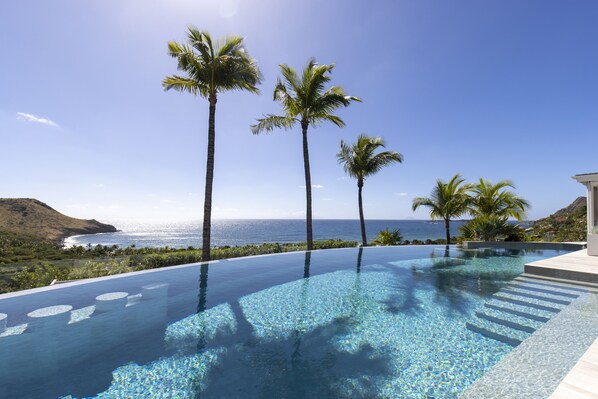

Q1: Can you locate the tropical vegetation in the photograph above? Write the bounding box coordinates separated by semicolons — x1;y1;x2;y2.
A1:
412;174;472;245
337;134;403;246
468;178;530;220
527;196;586;241
252;59;360;250
371;228;403;246
0;232;358;293
459;178;530;241
163;27;262;261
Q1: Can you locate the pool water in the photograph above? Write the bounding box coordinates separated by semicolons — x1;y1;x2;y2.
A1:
0;246;570;398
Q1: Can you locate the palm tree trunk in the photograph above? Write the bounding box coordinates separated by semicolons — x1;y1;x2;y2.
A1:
201;96;217;261
301;122;313;250
444;219;451;245
358;179;367;246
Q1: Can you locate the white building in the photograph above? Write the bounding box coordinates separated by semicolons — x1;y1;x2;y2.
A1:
572;172;598;256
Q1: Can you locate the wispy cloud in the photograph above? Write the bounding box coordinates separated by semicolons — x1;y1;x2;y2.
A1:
394;192;409;196
16;112;59;127
322;198;334;201
299;184;324;189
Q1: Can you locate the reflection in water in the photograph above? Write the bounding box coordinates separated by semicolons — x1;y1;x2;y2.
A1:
197;263;209;314
356;247;363;273
67;246;549;398
196;263;210;356
303;251;311;279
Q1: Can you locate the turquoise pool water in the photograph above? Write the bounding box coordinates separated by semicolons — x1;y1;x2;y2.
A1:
0;246;571;398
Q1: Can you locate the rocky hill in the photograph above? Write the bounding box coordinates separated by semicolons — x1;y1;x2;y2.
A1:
0;198;117;243
528;197;587;242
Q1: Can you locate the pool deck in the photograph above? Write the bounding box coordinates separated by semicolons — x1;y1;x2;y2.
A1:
525;249;598;399
525;249;598;284
550;337;598;399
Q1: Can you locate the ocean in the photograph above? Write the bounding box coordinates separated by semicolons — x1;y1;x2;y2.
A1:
64;219;468;249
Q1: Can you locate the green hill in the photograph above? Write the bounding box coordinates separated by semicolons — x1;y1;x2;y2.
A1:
0;198;116;243
528;197;587;242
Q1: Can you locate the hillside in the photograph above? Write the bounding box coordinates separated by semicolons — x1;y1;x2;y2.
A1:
528;197;587;242
0;198;117;243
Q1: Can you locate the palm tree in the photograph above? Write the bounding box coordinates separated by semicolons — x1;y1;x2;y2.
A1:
412;174;472;245
163;27;262;261
469;178;530;220
251;59;360;250
459;214;523;241
337;135;403;246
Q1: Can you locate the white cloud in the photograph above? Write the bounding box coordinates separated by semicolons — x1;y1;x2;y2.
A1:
322;198;334;201
299;184;324;189
92;183;105;188
161;199;175;203
394;192;409;196
16;112;59;127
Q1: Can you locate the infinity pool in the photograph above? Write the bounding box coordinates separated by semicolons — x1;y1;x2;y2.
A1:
0;246;573;398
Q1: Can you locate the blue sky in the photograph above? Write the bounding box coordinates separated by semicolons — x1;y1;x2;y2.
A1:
1;0;597;223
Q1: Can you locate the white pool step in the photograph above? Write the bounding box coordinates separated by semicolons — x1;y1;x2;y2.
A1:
476;308;542;333
484;303;551;322
466;316;531;347
468;275;586;347
498;288;573;306
505;282;580;299
492;293;563;313
514;276;591;293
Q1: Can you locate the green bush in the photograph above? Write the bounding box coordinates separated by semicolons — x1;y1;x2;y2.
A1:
371;228;402;246
68;260;132;279
12;262;69;290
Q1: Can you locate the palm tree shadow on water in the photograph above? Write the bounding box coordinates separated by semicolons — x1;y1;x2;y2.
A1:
190;250;394;398
422;246;530;315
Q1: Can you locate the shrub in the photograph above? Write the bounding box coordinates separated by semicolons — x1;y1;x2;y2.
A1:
12;262;69;290
68;260;132;279
459;215;526;241
371;228;403;246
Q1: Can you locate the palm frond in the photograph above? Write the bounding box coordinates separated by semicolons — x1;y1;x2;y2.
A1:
162;75;203;95
251;115;297;134
337;134;402;181
163;27;262;101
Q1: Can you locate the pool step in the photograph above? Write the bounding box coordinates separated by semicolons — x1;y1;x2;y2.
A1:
466;323;522;347
498;288;572;305
476;308;542;333
491;293;562;312
484;303;551;322
468;275;587;346
505;282;580;299
466;316;531;347
514;276;591;293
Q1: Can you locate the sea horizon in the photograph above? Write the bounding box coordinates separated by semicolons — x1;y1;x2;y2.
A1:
65;219;475;249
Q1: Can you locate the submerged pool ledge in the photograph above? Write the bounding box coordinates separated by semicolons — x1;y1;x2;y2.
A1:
463;241;587;252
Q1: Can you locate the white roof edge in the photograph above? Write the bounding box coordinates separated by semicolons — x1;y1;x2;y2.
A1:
572;173;598;183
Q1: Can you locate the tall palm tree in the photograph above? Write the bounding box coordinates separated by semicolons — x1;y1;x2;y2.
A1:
412;174;472;245
251;59;360;250
469;178;530;220
337;134;403;246
163;27;262;261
